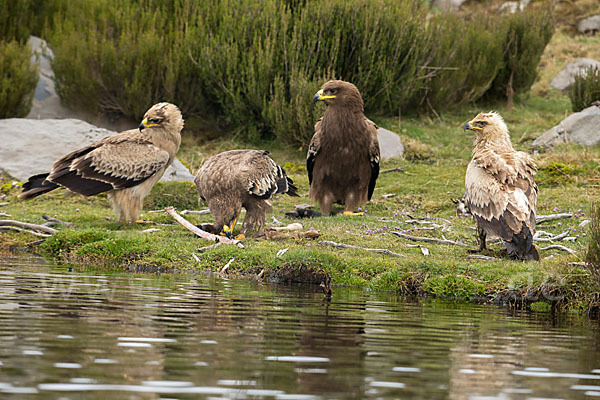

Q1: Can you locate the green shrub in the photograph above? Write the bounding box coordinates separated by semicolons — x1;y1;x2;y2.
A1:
586;203;600;284
486;9;554;105
417;12;503;111
0;39;38;118
569;66;600;112
45;0;552;144
144;181;199;211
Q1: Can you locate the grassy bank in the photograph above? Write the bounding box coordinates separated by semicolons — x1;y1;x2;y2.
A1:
2;85;600;314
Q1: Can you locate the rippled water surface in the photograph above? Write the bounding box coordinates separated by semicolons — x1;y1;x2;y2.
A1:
0;255;599;399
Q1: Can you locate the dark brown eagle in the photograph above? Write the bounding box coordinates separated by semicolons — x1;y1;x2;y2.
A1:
464;112;539;261
19;102;184;223
308;80;380;216
194;150;299;238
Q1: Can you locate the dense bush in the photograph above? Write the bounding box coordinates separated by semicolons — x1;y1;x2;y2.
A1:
485;9;554;105
586;203;600;285
569;66;600;112
0;39;38;118
41;0;553;144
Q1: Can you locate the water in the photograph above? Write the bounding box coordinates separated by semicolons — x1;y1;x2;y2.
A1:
0;255;599;399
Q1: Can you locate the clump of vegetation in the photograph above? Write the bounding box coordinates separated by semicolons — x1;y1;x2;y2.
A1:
486;9;555;106
569;66;600;112
42;0;553;145
536;161;583;185
0;40;38;118
402;137;435;162
586;203;600;285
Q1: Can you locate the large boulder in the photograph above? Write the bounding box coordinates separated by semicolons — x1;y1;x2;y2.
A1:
0;118;194;182
377;127;404;159
550;58;600;91
531;105;600;149
578;15;600;35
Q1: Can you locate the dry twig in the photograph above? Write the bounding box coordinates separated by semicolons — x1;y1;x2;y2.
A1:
381;166;406;174
165;207;244;248
391;231;467;247
0;226;52;237
467;254;499;261
197;243;223;252
538;244;576;254
319;240;405;257
42;214;73;227
0;220;57;235
536;213;573;224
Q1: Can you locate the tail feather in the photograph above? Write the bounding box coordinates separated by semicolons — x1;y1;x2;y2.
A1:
18;173;59;200
504;226;539;261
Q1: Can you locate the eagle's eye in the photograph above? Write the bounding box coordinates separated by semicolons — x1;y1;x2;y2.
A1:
475;121;487;128
149;118;161;124
328;89;337;94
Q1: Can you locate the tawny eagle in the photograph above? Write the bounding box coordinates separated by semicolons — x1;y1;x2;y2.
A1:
308;80;380;216
464;112;539;261
194;150;298;238
19;102;184;223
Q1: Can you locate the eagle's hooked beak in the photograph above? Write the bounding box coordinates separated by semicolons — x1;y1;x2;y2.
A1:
463;122;482;132
313;89;336;103
139;118;159;132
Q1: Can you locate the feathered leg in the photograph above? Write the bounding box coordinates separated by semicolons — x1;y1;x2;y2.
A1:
505;226;539;261
240;201;267;237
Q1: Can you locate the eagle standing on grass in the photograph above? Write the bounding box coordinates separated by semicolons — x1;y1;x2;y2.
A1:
308;80;380;216
463;112;539;261
19;102;184;223
194;150;299;239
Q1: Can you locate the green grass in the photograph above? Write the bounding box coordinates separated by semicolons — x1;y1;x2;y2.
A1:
1;92;599;314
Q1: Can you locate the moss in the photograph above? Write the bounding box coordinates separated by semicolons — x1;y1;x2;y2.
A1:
144;181;199;211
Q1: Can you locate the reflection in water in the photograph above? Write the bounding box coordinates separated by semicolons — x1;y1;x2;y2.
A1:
0;255;599;399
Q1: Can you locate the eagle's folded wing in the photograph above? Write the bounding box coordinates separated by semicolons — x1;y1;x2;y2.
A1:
48;140;170;196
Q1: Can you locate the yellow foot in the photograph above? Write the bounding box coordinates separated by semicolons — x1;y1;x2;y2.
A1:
343;211;364;216
134;219;154;224
234;234;245;240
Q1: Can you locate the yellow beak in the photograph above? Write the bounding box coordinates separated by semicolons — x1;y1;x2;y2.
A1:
139;118;159;131
313;89;336;103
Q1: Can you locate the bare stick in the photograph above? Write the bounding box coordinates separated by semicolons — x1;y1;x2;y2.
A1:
467;254;499;261
181;209;212;216
391;231;467;247
319;240;406;257
538;244;576;254
220;257;234;274
42;214;73;227
0;212;10;218
381;166;406;174
0;220;57;234
165;207;244;248
197;243;222;252
0;226;52;237
536;213;573;224
0;202;8;207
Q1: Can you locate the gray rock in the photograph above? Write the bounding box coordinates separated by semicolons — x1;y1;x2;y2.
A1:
578;15;600;35
531;105;600;149
498;0;530;13
550;58;600;91
0;118;194;182
430;0;467;11
377;127;404;159
26;36;79;120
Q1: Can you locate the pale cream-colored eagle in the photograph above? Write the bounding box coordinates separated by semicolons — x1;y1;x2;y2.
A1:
19;102;183;222
463;112;539;261
194;150;299;238
309;80;380;216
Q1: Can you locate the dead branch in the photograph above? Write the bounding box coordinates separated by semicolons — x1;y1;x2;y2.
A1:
319;240;406;257
220;257;234;274
181;209;213;216
534;229;571;242
536;213;573;224
0;226;52;237
538;244;576;254
467;254;499;261
42;214;73;227
268;223;303;232
264;230;321;241
381;166;406;174
197;243;223;252
0;212;10;218
391;231;467;247
0;220;57;234
0;202;8;206
164;207;244;248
